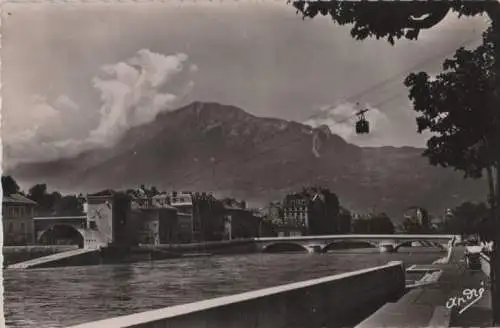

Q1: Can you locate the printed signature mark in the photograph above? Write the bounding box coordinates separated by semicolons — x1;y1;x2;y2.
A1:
445;281;485;314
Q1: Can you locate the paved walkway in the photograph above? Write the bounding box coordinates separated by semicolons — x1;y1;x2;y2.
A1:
356;246;492;327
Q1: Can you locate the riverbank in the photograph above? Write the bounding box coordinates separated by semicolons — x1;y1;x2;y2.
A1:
2;245;79;267
4;241;252;269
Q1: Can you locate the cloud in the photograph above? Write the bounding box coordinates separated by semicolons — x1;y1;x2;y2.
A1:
304;102;397;147
88;49;195;147
4;49;197;167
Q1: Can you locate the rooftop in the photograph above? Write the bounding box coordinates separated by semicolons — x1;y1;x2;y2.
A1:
2;193;37;205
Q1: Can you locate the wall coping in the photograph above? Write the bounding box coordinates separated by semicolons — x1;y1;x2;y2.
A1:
68;261;404;328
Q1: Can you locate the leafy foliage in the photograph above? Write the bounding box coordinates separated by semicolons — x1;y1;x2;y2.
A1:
401;217;427;234
291;1;494;45
352;212;395;234
404;27;500;178
442;201;490;238
296;186;341;234
54;195;84;216
2;175;21;196
27;183;62;216
338;207;352;233
399;207;432;233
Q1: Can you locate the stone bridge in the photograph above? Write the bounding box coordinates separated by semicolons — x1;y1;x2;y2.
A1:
253;234;455;253
33;216;106;249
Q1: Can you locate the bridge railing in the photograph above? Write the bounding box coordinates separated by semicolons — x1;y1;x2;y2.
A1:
253;234;455;242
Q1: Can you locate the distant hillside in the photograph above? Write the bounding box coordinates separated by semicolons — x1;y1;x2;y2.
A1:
8;101;487;221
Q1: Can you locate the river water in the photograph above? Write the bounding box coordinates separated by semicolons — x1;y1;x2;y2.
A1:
4;248;444;328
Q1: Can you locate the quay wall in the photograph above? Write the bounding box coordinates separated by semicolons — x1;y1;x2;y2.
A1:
2;245;79;267
138;239;257;255
31;249;102;269
69;261;406;328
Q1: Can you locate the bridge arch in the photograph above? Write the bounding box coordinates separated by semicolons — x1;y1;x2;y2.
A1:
394;240;445;252
262;242;310;253
38;224;85;248
322;240;378;252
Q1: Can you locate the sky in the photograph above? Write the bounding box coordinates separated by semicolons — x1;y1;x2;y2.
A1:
1;1;489;168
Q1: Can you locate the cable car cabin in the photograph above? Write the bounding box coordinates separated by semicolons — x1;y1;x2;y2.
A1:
356;117;370;134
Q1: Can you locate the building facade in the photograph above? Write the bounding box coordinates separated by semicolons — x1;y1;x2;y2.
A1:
133;195;179;245
2;194;37;245
403;206;431;230
222;199;260;240
136;210;178;245
279;193;310;236
166;191;195;242
85;193;140;248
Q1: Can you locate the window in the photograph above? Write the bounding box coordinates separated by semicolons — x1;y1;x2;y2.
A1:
20;222;25;231
89;221;97;230
8;223;13;233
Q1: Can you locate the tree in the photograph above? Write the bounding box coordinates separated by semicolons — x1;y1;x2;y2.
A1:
401;216;424;234
338;207;352;233
27;183;62;216
445;202;490;240
352;215;371;234
54;195;85;216
373;213;395;234
297;186;340;235
290;1;500;320
2;175;21;196
353;213;395;234
291;2;496;44
404;27;500;313
404;28;497;184
28;184;48;204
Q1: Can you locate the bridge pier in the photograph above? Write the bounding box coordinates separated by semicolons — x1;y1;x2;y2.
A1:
379;244;395;253
306;245;323;254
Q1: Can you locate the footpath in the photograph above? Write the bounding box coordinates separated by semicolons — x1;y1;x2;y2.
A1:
356;246;493;327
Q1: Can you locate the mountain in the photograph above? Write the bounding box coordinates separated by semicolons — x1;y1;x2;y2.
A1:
8;101;488;220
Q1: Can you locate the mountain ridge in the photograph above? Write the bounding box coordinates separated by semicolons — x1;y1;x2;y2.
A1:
7;101;487;220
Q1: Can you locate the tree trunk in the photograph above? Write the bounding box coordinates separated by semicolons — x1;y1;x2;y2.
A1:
486;166;496;211
487;2;500;323
493;162;500;324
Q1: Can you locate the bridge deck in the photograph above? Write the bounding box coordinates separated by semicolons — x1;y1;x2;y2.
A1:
7;248;97;269
254;234;454;242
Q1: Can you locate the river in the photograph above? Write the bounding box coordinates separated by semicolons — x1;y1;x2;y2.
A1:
4;248;444;328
